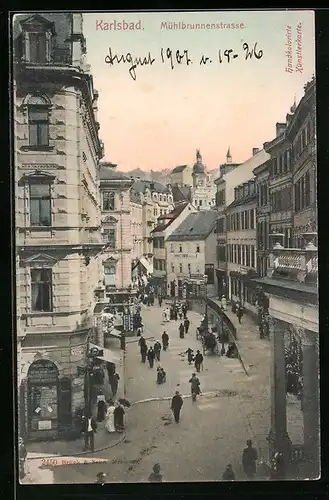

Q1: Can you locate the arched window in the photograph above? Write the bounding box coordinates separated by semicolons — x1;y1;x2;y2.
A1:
27;95;50;147
179;264;183;273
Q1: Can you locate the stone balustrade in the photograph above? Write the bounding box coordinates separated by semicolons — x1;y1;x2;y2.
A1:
269;247;318;283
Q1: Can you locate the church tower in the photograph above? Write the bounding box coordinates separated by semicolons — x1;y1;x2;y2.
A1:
226;147;232;164
192;149;206;188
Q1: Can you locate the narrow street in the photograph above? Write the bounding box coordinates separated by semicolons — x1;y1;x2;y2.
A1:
36;304;272;483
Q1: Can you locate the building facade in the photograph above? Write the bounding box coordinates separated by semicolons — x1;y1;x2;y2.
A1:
14;13;104;440
99;163;134;299
166;211;217;298
226;180;257;316
170;164;193;187
214;148;269;298
130;189;143;280
253;160;271;278
256;77;318;478
129;179;174;274
151;202;197;296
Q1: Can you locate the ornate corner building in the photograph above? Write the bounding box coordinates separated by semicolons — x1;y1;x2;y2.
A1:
13;13;105;440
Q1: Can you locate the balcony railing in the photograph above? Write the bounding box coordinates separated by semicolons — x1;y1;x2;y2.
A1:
268;233;318;284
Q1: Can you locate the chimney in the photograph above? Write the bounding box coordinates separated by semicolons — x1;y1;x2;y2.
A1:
252;148;259;156
234;187;238;199
276;122;286;137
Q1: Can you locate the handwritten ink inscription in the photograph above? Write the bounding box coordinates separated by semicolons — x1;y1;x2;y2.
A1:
104;42;264;80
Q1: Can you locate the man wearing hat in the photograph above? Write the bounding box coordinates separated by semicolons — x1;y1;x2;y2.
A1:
170;390;184;423
148;463;163;482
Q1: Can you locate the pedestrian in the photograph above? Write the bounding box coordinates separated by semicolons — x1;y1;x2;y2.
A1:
194;350;204;372
106;361;115;381
19;437;27;479
95;472;107;484
184;317;190;334
222;463;236;481
189;373;201;400
114;402;125;432
242;439;258;480
162;331;169;350
158;296;163;307
154;341;162;361
185;348;194;365
148;463;163;482
171;390;184;423
96;391;107;422
138;335;146;348
237;305;244;324
173;307;178;321
109;372;120;397
147;347;156;368
221;295;227;311
82;413;97;452
182;303;187;319
140;342;148;363
179;322;185;339
105;401;115;433
178;305;183;320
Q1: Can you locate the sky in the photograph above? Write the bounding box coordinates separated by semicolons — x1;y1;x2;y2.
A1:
83;10;315;172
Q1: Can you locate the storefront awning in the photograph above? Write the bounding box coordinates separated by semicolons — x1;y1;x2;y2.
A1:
107;328;122;339
139;256;153;274
89;343;121;364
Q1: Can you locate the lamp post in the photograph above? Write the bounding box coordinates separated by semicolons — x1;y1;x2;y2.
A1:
203;274;208;329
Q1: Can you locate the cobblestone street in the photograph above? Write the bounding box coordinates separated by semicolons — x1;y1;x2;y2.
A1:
24;304;279;483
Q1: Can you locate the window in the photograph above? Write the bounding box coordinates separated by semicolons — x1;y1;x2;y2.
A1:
31;268;52;312
30;183;51;226
179;264;183;273
28;107;49;146
104;263;116;275
171;264;175;273
29;32;47;63
102;191;115;211
246;245;250;267
250;209;255;229
160;209;163;216
251;245;255;268
199;200;203;206
179;245;182;253
196;245;200;253
104;229;116;249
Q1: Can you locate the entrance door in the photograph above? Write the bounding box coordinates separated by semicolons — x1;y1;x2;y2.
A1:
170;281;175;297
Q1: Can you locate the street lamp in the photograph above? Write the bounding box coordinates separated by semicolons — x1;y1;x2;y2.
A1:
78;346;103;416
203;274;208;329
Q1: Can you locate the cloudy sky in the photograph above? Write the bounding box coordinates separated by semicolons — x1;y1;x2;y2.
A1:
83;10;315;171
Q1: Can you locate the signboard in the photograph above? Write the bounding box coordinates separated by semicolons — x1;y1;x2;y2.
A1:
28;360;58;384
38;420;52;430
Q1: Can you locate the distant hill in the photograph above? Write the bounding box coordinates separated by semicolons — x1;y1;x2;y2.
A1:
126;168;171;185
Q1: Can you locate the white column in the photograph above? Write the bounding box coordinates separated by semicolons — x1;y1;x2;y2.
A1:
267;317;292;463
301;330;320;478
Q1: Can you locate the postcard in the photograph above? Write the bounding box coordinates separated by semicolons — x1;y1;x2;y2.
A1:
12;9;317;484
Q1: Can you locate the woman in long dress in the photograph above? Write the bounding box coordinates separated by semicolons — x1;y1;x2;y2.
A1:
114;402;125;433
105;401;116;433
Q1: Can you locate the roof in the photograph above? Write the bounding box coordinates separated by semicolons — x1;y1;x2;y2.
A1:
227;192;257;209
192;162;205;174
172;165;188;174
151;202;189;233
99;165;131;182
131;179;169;194
167;210;217;242
172;185;192;203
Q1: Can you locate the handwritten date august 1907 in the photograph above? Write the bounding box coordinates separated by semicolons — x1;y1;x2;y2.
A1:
104;42;263;81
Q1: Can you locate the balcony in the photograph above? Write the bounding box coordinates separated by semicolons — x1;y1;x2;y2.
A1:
267;232;317;285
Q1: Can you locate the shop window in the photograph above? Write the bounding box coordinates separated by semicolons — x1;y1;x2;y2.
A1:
31;268;53;312
27;360;59;433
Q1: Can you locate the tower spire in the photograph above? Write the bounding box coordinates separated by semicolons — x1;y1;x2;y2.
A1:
196;149;202;163
226;147;232;164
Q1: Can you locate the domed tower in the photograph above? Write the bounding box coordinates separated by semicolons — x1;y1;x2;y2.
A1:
192;149;206;187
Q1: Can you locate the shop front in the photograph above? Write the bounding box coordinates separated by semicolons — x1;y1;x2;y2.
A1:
20;358;73;441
